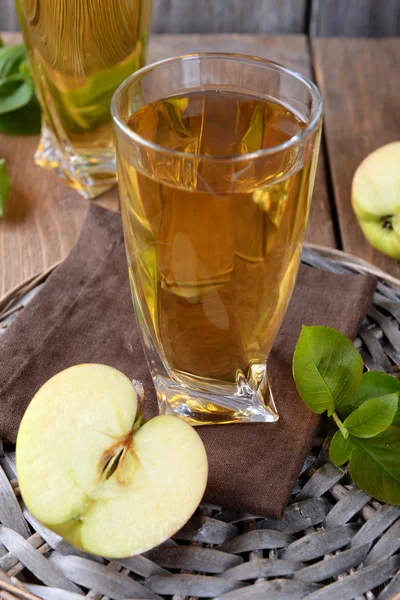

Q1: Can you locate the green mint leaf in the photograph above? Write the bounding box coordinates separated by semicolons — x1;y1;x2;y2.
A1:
0;73;24;91
0;158;11;217
0;76;33;114
349;427;400;505
293;326;363;416
343;394;398;438
329;430;354;466
0;94;41;135
0;44;27;78
339;371;400;428
61;53;137;131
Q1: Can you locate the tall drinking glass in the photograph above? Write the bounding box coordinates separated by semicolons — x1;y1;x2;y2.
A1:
15;0;152;198
112;54;322;425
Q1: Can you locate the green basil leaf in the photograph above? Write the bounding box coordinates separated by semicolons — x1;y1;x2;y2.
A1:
0;36;4;49
0;44;26;78
349;427;400;505
343;394;398;438
339;371;400;427
0;94;41;135
0;76;33;114
329;430;354;466
293;326;363;416
0;158;11;218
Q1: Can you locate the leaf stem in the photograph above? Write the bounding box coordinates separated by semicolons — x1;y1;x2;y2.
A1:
332;411;349;439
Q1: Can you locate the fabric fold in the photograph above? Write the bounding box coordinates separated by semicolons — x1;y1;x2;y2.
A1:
0;204;377;517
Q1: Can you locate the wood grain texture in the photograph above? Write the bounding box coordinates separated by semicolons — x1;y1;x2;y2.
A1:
0;2;18;33
151;0;308;34
310;0;400;37
313;37;400;277
0;33;333;296
0;0;308;34
0;35;118;297
2;0;400;36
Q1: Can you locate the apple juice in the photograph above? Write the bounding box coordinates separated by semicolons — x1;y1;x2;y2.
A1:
120;90;318;390
15;0;151;196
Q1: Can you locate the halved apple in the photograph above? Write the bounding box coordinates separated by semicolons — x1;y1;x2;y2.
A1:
16;364;208;558
352;142;400;260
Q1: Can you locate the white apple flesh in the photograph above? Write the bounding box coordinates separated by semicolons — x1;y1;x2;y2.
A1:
16;364;208;558
352;142;400;260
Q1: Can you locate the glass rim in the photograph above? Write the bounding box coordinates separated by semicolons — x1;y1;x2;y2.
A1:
111;52;323;163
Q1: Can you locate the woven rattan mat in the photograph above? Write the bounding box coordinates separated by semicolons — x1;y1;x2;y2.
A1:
0;245;399;600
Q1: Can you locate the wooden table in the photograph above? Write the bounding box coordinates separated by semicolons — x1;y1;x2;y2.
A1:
1;32;400;297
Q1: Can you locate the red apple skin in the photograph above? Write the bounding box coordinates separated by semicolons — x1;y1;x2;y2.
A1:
352;142;400;260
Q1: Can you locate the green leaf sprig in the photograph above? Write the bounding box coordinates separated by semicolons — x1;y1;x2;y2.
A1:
293;326;400;505
0;41;41;135
0;37;43;216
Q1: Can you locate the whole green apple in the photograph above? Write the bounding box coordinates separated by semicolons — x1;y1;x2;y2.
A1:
352;142;400;260
16;364;208;558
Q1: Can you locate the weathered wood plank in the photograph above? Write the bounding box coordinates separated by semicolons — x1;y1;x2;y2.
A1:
0;35;118;297
313;37;400;277
310;0;400;37
0;2;18;33
0;33;333;297
0;32;23;48
152;0;308;34
0;30;119;296
1;1;308;34
3;0;400;36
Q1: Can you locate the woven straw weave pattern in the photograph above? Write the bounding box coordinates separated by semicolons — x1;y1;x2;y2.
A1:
0;245;399;600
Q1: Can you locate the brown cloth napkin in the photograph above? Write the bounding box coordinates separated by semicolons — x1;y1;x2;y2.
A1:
0;204;377;518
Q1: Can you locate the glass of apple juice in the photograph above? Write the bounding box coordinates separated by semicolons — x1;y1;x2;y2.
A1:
111;54;323;425
15;0;152;198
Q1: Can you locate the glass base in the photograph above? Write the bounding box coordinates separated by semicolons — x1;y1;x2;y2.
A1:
34;124;117;199
152;363;279;425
